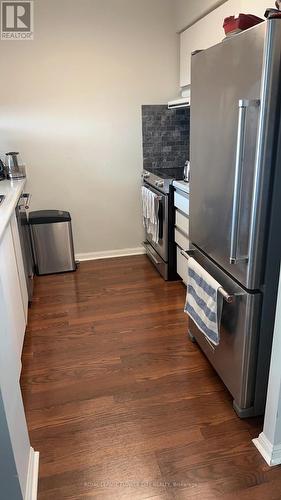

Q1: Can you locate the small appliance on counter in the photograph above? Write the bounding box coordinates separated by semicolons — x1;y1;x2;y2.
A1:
5;152;26;179
0;159;5;180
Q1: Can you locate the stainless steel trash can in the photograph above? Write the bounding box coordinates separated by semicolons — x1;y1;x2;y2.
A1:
29;210;76;275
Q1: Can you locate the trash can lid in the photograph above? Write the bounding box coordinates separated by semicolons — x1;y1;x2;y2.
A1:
29;210;71;225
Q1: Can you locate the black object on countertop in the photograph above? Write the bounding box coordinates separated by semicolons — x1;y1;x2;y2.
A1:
265;8;281;18
29;210;71;225
0;158;5;180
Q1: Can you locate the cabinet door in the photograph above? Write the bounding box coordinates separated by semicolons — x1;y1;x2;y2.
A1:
10;212;28;322
176;246;188;285
180;0;240;87
0;391;24;500
0;224;26;363
0;275;31;498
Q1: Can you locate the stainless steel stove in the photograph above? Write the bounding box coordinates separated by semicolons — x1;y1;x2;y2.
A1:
142;167;185;194
142;167;185;280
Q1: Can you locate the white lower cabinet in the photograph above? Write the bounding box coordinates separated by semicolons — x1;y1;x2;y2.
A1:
0;223;26;365
175;227;190;251
177;246;189;285
10;213;28;322
0;277;33;500
0;221;32;499
175;209;189;235
174;190;189;215
174;187;190;285
0;185;38;499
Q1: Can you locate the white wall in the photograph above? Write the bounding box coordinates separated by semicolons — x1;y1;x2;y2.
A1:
175;0;272;32
0;391;22;500
262;266;281;447
240;0;273;17
253;265;281;466
0;0;178;255
174;0;229;32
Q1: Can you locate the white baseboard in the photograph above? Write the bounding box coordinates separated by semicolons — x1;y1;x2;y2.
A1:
25;448;39;500
76;246;145;262
253;432;281;466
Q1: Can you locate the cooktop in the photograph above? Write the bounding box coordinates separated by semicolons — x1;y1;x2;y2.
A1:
145;167;185;181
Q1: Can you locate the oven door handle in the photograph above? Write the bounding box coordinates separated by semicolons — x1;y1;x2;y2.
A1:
148;249;161;265
158;200;163;240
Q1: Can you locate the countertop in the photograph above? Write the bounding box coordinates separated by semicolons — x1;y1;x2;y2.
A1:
0;179;26;242
173;180;189;194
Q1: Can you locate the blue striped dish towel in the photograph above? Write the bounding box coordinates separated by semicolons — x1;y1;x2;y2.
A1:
184;257;223;346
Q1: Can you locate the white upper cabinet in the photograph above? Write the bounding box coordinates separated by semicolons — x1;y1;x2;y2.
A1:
180;0;269;87
180;0;240;87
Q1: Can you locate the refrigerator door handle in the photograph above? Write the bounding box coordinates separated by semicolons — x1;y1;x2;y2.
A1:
230;99;260;265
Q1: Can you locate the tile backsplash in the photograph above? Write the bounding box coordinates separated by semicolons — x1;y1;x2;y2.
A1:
142;104;190;170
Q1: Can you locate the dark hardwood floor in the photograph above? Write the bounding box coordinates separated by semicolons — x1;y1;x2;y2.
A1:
21;256;281;499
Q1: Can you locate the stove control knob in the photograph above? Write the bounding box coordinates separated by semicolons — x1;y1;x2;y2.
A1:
142;172;150;179
156;180;164;188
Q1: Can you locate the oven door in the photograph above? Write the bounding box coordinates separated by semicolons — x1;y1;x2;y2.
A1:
144;183;169;262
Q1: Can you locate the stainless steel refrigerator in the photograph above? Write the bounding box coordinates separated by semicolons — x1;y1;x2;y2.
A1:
189;19;281;417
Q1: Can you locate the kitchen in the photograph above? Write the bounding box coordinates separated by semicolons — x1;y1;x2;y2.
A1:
1;0;281;498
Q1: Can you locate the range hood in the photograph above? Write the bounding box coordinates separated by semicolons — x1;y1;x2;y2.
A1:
168;96;190;109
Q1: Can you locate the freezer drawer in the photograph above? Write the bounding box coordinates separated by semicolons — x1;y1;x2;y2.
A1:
188;248;262;413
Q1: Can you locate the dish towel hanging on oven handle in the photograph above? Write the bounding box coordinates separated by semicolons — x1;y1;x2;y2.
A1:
141;186;160;244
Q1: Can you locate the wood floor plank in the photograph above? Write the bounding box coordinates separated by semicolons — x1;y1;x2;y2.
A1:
20;255;280;500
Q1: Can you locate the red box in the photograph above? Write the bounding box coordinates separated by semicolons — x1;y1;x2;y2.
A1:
223;14;264;35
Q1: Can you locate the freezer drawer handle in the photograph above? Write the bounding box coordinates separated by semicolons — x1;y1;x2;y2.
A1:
180;250;235;304
230;99;260;265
